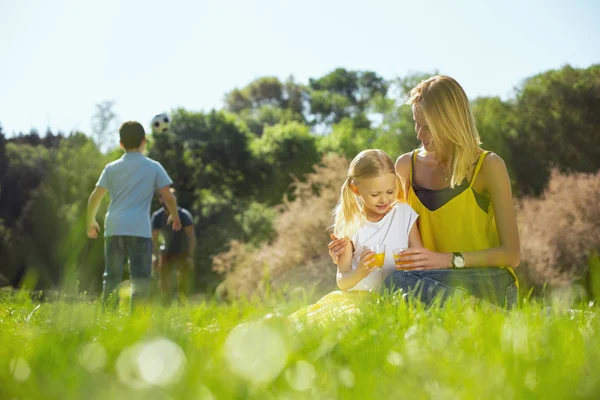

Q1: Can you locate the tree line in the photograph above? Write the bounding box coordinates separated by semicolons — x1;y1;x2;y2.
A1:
0;64;598;293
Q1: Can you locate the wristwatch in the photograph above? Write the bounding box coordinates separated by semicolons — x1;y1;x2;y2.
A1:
451;252;465;268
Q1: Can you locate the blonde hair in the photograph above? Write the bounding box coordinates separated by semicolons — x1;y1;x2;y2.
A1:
332;149;403;238
408;75;481;188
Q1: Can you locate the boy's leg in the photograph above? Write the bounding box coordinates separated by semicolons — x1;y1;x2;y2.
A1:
159;254;175;305
126;236;153;311
177;255;193;300
103;236;126;310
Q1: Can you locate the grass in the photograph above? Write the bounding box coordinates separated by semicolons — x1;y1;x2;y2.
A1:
1;290;599;400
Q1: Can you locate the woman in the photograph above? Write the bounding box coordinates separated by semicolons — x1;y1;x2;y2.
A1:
329;75;520;309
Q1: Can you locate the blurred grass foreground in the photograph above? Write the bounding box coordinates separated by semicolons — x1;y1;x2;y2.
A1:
1;291;599;400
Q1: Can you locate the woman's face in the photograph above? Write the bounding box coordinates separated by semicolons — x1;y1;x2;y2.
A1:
413;106;433;152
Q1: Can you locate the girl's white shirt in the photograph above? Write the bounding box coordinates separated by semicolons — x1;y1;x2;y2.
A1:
348;203;419;292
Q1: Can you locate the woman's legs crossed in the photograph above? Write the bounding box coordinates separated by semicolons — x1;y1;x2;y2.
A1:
383;268;517;309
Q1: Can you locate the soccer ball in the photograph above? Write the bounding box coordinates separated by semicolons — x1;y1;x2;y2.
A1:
151;113;171;133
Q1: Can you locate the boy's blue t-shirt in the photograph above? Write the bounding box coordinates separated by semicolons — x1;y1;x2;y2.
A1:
96;152;172;238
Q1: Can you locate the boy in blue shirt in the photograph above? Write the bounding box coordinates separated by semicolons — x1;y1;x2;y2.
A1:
86;121;181;310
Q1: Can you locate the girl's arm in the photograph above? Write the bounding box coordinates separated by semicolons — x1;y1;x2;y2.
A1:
336;243;377;291
397;154;520;270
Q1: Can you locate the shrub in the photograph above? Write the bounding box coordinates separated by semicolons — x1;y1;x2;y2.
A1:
517;169;600;291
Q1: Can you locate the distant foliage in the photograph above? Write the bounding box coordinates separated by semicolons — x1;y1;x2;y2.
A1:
1;64;599;296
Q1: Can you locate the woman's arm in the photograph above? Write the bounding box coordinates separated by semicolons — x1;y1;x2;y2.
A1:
328;234;351;264
463;154;520;268
336;244;377;291
408;221;423;248
397;154;521;270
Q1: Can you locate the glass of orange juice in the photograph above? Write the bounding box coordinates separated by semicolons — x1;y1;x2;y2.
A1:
363;244;386;268
393;247;413;270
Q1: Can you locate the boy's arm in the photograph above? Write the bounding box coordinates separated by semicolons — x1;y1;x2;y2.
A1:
87;187;107;239
151;229;161;273
157;186;181;231
181;210;195;259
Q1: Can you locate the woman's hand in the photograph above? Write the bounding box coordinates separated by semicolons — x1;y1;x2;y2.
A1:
328;234;351;264
357;249;378;276
395;247;453;270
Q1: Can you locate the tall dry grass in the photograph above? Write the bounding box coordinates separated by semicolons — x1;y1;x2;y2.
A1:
516;169;600;292
213;153;349;300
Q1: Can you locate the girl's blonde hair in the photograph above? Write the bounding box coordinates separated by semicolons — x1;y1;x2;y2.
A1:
332;149;403;238
408;75;481;188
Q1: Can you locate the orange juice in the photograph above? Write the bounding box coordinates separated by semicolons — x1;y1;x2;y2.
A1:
394;257;413;270
393;248;414;270
371;253;385;268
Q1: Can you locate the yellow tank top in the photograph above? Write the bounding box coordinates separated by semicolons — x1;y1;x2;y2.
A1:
407;150;518;284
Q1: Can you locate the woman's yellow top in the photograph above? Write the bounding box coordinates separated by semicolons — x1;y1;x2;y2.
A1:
407;150;518;284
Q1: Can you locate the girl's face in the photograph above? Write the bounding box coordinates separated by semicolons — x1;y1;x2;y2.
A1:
413;106;433;152
353;173;397;218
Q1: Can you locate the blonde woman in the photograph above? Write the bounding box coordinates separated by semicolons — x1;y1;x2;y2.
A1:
329;76;520;309
289;149;422;326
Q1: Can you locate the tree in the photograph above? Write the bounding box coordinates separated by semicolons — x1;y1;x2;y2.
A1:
225;76;307;135
509;64;600;195
308;68;388;126
251;122;321;204
91;101;118;152
236;105;305;136
16;134;108;291
318;118;377;159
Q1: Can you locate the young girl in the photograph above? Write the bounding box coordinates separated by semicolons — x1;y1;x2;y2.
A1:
289;149;422;326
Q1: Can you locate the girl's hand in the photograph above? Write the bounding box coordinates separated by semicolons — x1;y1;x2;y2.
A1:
357;250;378;275
395;247;453;270
328;234;351;264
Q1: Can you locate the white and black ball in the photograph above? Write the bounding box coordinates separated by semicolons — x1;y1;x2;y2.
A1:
151;113;171;133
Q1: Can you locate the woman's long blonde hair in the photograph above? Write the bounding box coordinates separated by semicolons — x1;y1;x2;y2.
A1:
332;149;403;239
408;75;481;188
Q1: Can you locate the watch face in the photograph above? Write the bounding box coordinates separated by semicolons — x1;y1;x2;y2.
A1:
454;254;465;268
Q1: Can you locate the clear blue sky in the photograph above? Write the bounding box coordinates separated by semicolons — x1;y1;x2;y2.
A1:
1;0;598;137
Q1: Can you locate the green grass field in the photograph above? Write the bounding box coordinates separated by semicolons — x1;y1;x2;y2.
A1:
1;292;599;400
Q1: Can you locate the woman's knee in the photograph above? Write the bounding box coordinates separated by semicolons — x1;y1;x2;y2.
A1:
383;271;419;293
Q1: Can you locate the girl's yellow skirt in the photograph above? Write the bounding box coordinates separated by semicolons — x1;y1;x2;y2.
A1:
288;290;373;328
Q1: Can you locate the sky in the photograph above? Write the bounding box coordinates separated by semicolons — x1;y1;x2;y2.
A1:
1;0;598;138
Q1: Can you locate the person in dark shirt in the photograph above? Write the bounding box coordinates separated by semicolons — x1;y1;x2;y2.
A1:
151;188;196;303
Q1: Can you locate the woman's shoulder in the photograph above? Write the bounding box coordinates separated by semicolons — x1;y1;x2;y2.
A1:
480;151;509;176
475;151;510;191
395;151;414;179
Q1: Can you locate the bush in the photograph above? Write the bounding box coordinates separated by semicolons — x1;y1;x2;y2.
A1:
517;169;600;291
